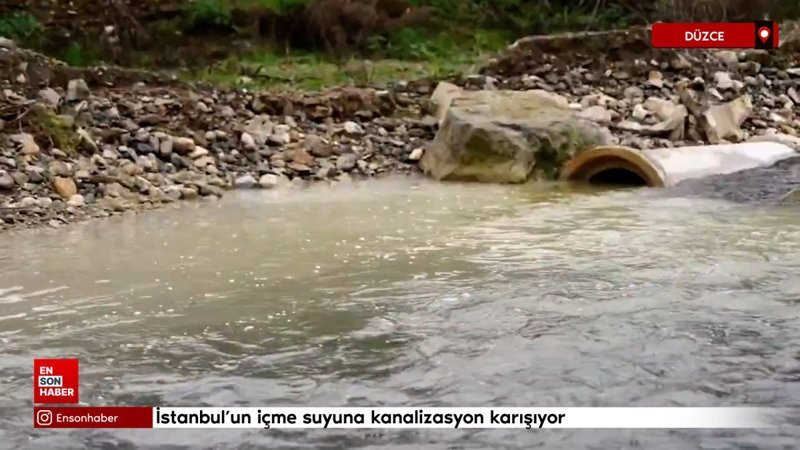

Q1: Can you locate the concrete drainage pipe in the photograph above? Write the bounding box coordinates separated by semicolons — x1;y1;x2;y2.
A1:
561;142;798;188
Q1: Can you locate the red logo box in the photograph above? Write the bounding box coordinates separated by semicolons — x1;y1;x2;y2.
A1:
34;359;79;404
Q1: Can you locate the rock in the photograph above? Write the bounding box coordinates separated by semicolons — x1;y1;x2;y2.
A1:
315;163;336;179
715;50;739;65
26;167;44;183
193;156;216;168
77;128;98;152
135;142;155;154
139;114;163;126
163;186;182;201
18;196;37;208
669;54;692;70
616;105;687;140
770;110;791;124
781;188;800;204
103;182;129;198
408;147;425;161
198;184;224;197
67;194;85;207
48;160;73;177
268;131;291;146
171;137;196;155
343;121;364;135
623;86;644;100
52;177;78;198
632;104;649;121
714;71;734;90
258;174;279;189
644;97;680;121
647;71;664;88
244;115;274;145
788;87;800;105
12;133;40;155
240;132;257;151
159;139;173;157
66;79;90;102
0;37;16;49
37;88;61;108
577;105;612;125
0;170;14;190
119;160;140;176
180;187;199;200
195;102;210;113
106;107;121;120
103;197;129;211
148;187;171;203
220;105;235;117
11;171;27;185
336;153;359;171
420;89;613;183
528;89;570;108
288;162;311;173
189;146;209;159
291;148;315;166
305;135;332;157
429;81;463;124
702;95;752;143
234;174;257;189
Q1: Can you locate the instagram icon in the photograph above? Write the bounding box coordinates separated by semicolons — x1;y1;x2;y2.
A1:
36;410;53;426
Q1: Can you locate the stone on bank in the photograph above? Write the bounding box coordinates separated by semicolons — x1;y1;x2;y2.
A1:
421;87;613;183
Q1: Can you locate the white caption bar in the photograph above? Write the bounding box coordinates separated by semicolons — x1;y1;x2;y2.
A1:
153;407;781;429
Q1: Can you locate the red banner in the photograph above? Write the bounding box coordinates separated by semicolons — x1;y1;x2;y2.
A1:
34;406;153;428
651;22;779;49
34;359;79;404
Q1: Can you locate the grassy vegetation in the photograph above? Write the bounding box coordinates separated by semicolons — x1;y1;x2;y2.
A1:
183;0;234;28
188;28;511;90
4;0;800;92
172;0;643;90
0;11;44;46
28;104;80;155
61;42;102;67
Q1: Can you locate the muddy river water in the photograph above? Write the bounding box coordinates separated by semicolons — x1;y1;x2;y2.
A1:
1;176;799;449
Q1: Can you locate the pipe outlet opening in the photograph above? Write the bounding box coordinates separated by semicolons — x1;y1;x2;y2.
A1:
561;147;666;188
587;167;648;186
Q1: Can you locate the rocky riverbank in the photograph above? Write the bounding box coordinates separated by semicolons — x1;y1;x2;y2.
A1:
0;38;439;231
2;26;800;232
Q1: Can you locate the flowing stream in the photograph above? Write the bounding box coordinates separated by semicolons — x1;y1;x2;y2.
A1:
1;176;799;449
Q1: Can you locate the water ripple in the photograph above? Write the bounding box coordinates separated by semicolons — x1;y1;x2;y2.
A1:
1;178;799;449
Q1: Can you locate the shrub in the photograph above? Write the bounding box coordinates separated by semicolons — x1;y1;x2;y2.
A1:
0;11;44;44
62;42;101;67
237;0;308;14
184;0;234;28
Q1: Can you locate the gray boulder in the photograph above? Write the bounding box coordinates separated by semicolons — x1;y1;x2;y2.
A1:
420;89;613;183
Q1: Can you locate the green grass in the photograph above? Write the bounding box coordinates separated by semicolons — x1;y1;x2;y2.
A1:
0;11;44;45
61;42;102;67
186;28;510;91
183;0;233;28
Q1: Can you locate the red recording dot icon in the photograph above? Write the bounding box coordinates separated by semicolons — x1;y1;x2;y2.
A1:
758;26;771;43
